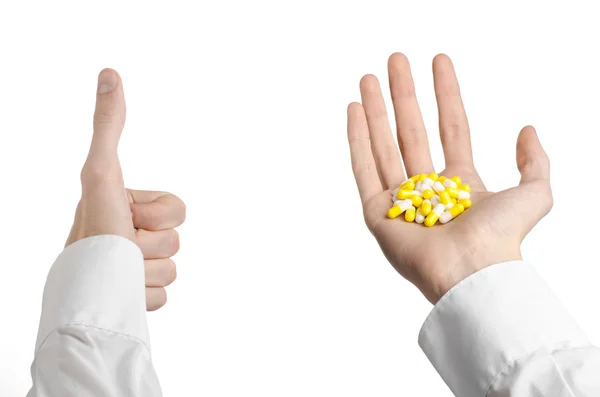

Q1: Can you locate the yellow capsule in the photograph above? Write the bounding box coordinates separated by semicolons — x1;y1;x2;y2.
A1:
387;205;402;219
400;180;416;191
405;206;416;222
397;189;415;200
411;195;423;207
449;203;464;217
451;198;457;204
418;173;427;182
428;172;439;182
408;175;420;182
451;176;462;184
439;190;451;205
420;199;432;216
458;198;472;209
422;188;434;199
424;203;445;227
459;183;471;193
438;176;448;184
446;187;460;199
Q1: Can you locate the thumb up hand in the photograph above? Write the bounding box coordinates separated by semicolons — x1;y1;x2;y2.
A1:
66;69;185;311
67;68;135;245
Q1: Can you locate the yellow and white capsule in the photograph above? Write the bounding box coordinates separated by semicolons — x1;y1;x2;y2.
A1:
415;181;423;191
405;205;416;222
408;175;420;182
439;190;452;206
400;180;416;191
439;203;465;224
459;183;471;193
430;195;441;207
418;173;428;182
424;203;446;227
438;176;448;185
396;190;415;200
443;179;458;188
419;182;434;199
411;195;423;207
445;202;455;210
446;187;471;200
415;210;425;224
387;199;414;219
459;198;472;209
428;172;439;182
420;199;432;216
433;181;446;194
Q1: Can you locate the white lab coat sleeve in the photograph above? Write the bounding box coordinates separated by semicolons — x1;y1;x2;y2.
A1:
27;235;162;397
419;260;600;397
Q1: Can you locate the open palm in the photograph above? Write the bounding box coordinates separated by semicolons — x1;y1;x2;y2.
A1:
347;54;552;303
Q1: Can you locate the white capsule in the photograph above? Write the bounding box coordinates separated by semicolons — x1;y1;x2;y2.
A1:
444;179;458;188
394;199;413;212
432;203;445;216
458;190;470;200
439;211;452;224
415;211;425;224
432;181;445;194
409;190;423;197
416;181;423;191
430;195;441;206
422;177;435;187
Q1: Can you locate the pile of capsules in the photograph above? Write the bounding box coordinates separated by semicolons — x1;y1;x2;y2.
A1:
387;173;472;227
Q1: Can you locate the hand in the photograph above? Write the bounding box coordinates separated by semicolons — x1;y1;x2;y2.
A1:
347;53;552;304
66;69;186;311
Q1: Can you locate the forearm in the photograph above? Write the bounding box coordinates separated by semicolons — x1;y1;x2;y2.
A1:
28;235;162;397
419;261;600;396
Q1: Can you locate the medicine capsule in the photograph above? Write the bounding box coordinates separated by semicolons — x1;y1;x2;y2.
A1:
430;195;441;207
420;199;432;216
459;183;471;193
392;187;400;197
405;206;416;222
422;187;434;199
439;203;465;224
438;176;448;184
397;190;415;200
443;179;458;188
433;181;446;194
415;181;423;191
411;195;423;207
451;176;462;185
418;173;427;182
408;175;420;182
459;198;472;209
415;210;425;224
439;190;452;206
446;187;470;200
387;199;413;219
425;203;446;227
445;202;454;210
428;172;439;182
400;180;416;191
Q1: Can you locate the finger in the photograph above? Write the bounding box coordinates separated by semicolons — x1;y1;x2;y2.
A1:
145;258;177;287
146;287;167;311
128;190;186;231
433;54;474;169
359;74;405;189
136;229;180;259
388;53;434;176
87;69;126;164
347;102;383;202
517;125;550;184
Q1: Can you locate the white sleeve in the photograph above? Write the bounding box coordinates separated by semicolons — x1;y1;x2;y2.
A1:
419;260;600;397
26;235;162;397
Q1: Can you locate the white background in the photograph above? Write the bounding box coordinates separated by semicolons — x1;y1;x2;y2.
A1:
1;1;599;395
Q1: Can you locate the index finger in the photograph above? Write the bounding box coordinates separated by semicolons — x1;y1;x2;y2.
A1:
128;189;186;230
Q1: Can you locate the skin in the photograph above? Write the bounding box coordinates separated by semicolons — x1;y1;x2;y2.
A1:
347;53;552;304
66;68;186;311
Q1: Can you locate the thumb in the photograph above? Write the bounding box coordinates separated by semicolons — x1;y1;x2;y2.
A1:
516;125;550;184
87;68;126;163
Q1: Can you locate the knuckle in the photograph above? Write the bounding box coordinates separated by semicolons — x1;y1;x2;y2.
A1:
163;259;177;286
80;160;121;184
352;160;377;175
439;123;465;140
167;229;180;254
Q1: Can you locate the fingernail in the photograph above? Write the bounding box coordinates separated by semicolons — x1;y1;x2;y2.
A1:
97;69;117;94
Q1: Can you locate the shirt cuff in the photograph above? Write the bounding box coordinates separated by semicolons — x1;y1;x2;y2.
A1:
418;260;590;397
35;235;149;354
